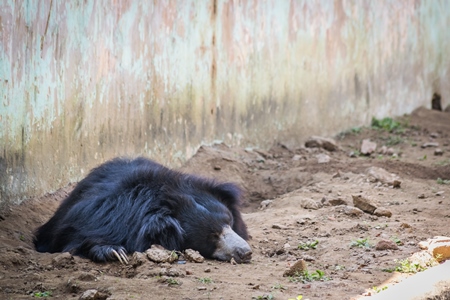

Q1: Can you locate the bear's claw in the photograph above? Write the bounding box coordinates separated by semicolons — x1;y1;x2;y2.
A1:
111;248;129;264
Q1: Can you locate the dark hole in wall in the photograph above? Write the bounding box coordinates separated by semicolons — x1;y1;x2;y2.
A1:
431;93;442;111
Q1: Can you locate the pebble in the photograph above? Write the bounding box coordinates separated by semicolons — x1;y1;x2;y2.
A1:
352;195;377;214
79;289;99;300
434;148;444;156
316;153;331;163
375;240;399;251
421;142;439;148
305;136;339;151
146;245;178;263
283;259;307;277
361;139;377;155
373;207;392;218
184;249;205;263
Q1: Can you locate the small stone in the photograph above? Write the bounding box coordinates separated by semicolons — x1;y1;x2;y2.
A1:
436;191;445;196
418;194;426;199
386;148;396;156
400;223;411;229
204;268;211;273
300;254;316;262
373;207;392;218
343;206;364;217
332;171;341;178
272;224;288;230
230;257;237;265
77;272;97;282
259;200;273;210
378;146;387;154
316;153;331;164
131;252;148;267
292;154;302;161
213;165;221;170
146;245;178;263
434;148;444;156
430;132;439;138
160;267;183;277
352;195;377;214
366;166;401;187
328;198;348;206
197;286;207;291
184;249;205;263
52;252;74;268
375;240;399;251
349;151;358;158
361;139;377;155
300;198;320;210
421;142;439;148
305;136;338;151
79;289;99;300
283;259;307;277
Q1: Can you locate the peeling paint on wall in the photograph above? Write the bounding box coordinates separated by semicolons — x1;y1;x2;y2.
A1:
1;0;450;208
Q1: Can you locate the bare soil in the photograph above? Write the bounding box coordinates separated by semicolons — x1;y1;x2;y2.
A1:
1;107;450;300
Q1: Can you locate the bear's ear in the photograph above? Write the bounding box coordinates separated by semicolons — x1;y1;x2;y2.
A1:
213;182;243;207
213;183;249;241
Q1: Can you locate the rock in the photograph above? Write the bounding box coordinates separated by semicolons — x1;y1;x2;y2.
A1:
272;224;288;230
305;136;338;151
352;195;377;214
366;166;401;187
430;132;439;138
160;267;183;277
386;148;396;156
131;252;148;267
283;259;307;277
361;139;377;155
332;171;341;178
349;151;358;158
184;249;205;263
254;149;273;159
400;223;411;229
421;142;439;148
436;191;445;196
375;240;399;251
197;286;207;291
328;198;348;206
300;254;316;262
434;148;444;156
52;252;74;268
292;154;303;161
316;153;331;163
373;207;392;218
418;194;426;199
300;198;320;210
78;272;97;282
146;245;178;263
259;199;273;210
378;145;387;154
417;236;450;262
341;205;364;217
78;289;107;300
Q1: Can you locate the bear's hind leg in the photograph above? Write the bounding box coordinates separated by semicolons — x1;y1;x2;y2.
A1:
77;239;129;264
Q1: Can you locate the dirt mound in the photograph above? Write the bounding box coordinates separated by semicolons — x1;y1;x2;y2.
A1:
1;107;449;299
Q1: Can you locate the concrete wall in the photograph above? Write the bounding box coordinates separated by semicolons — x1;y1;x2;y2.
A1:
1;0;450;208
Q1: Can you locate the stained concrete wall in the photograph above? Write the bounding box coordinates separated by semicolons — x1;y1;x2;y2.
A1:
1;0;450;209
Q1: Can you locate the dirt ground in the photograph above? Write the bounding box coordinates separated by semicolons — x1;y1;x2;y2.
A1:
1;106;450;300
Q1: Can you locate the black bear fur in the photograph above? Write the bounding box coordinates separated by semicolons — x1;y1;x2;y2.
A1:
34;157;249;263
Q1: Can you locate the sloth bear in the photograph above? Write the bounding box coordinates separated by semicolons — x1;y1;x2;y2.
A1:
34;157;252;264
